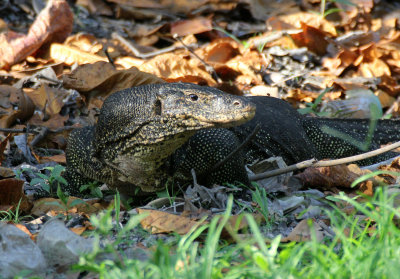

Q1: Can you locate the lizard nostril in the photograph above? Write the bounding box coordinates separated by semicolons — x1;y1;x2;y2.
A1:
233;101;240;106
154;99;162;116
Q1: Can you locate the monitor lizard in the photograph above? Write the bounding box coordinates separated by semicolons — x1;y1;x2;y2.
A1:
64;83;400;196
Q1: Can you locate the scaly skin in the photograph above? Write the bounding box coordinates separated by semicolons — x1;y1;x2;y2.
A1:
64;83;255;196
65;84;400;196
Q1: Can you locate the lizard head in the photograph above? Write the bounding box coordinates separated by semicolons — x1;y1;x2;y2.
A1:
155;83;256;128
94;82;256;151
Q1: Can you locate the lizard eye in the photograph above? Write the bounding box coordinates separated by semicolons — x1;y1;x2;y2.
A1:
189;94;198;101
154;99;162;116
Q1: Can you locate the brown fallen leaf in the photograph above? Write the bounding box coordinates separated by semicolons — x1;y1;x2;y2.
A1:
31;197;102;216
281;219;324;242
50;43;108;65
171;17;213;36
39;154;66;164
76;0;113;15
323;48;358;76
28;113;69;130
359;58;391;78
138;208;202;235
24;84;68;116
0;134;11;165
204;39;240;64
62;61;165;96
109;0;207;14
70;226;87;235
138;53;215;85
295;164;383;193
14;223;33;238
0;88;35;128
291;22;330;56
278;11;337;36
0;0;73;69
0;178;32;213
247;0;299;21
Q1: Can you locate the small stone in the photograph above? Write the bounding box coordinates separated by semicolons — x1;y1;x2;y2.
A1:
37;218;93;267
0;222;47;278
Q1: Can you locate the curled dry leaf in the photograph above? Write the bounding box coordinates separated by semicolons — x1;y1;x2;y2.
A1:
0;178;32;213
359;58;391;77
323;48;358;76
295;164;382;193
38;154;66;164
291;23;330;56
138;208;201;235
0;134;11;164
171;17;213;36
281;219;324;242
278;11;337;36
0;0;73;69
76;0;113;16
24;84;67;116
64;33;105;55
109;0;207;14
204;39;241;64
138;53;215;85
0;89;35;128
31;197;102;216
62;61;165;96
247;0;299;21
50;43;108;65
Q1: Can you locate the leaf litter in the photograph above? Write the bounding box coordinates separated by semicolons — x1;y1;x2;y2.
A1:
1;0;400;276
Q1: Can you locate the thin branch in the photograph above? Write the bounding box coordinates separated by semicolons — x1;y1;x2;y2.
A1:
112;32;197;59
249;140;400;181
104;46;115;68
0;127;28;133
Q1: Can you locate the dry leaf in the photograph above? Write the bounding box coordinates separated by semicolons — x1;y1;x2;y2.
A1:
247;0;299;21
171;17;213;36
0;89;35;128
31;197;102;216
359;59;391;77
0;134;11;165
63;61;165;96
281;219;324;242
39;154;66;164
50;43;108;65
279;12;337;36
0;178;32;213
204;40;240;64
109;0;207;13
24;84;67;116
76;0;113;15
291;22;330;55
295;164;382;192
28;113;69;130
139;53;215;85
138;208;202;235
0;0;73;69
70;226;87;235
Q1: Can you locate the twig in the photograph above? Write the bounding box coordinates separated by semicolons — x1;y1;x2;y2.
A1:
173;34;222;83
0;127;29;133
35;74;62;86
104;46;115;68
249;140;400;181
251;29;301;48
112;32;198;59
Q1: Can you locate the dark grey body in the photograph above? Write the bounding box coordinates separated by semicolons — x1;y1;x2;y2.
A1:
64;83;400;196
